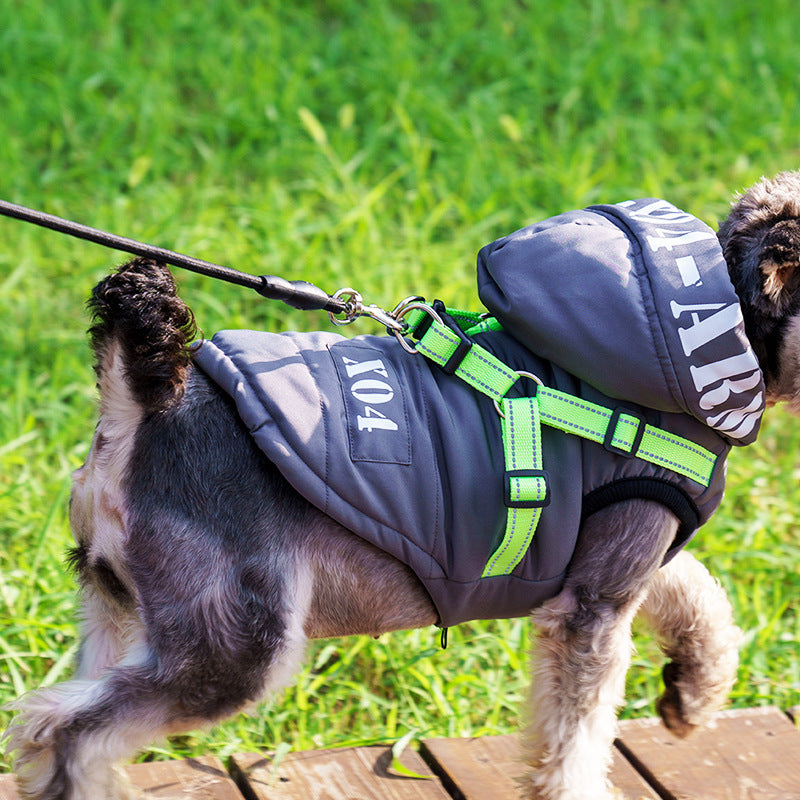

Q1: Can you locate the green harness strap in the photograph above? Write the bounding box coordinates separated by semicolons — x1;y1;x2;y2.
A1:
484;395;547;577
401;306;718;578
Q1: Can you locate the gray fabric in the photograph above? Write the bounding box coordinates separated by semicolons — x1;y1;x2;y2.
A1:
194;328;575;627
193;198;755;628
193;333;727;628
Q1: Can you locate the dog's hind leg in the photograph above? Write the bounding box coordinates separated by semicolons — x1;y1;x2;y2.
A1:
6;646;241;800
524;500;678;800
6;580;303;800
637;550;741;737
6;636;164;800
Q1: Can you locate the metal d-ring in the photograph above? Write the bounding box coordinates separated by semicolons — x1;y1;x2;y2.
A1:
390;299;444;354
493;370;545;418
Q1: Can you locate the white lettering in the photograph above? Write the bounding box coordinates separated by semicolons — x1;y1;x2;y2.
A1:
350;378;394;404
647;229;716;253
339;354;400;434
704;392;763;439
690;355;761;394
671;301;742;357
676;255;702;287
357;406;399;432
341;357;388;379
623;199;696;225
621;198;763;442
689;364;761;411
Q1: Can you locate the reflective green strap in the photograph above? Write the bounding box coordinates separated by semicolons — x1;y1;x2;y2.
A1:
442;308;485;329
408;315;717;489
400;308;721;581
482;396;547;578
464;316;504;336
536;387;716;487
413;317;518;400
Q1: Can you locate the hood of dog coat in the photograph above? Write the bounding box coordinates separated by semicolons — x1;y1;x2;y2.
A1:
477;198;765;445
193;325;729;629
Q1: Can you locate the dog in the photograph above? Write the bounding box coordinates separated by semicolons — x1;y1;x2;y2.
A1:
4;170;800;800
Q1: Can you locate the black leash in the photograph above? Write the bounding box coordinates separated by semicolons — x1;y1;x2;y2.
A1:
0;199;348;315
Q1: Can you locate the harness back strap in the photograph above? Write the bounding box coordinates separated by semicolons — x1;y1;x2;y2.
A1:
536;389;717;487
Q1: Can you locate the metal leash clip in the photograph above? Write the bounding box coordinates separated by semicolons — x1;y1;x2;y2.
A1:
327;289;449;356
328;287;410;335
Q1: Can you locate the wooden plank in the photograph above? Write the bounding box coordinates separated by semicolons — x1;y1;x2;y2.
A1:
616;706;800;799
2;708;798;799
230;746;451;800
127;756;244;799
421;733;659;799
0;756;242;800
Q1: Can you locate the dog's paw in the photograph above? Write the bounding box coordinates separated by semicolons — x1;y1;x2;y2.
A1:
3;685;142;800
3;697;63;800
656;661;699;739
11;755;142;800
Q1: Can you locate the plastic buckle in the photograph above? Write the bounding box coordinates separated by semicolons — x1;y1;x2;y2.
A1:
504;469;551;509
604;408;646;457
434;303;474;376
412;308;437;340
442;332;473;375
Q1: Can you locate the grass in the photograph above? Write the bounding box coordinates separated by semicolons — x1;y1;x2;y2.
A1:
1;0;799;770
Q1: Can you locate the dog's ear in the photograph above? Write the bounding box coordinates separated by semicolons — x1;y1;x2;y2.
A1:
759;218;800;308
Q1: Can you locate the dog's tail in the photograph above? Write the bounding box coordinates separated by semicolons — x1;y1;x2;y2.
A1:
88;258;197;413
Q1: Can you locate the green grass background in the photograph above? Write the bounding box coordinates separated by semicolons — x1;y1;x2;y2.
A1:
1;0;799;769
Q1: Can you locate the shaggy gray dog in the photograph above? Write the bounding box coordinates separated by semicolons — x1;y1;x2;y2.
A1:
5;171;800;800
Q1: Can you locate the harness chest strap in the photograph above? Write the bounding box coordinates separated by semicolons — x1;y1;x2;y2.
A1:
483;394;548;578
403;308;718;577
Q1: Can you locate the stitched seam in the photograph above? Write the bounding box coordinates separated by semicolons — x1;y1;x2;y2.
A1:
636;448;710;483
544;392;610;419
644;429;717;465
543;393;715;469
416;339;509;398
462;347;517;384
511;477;547;500
540;410;604;439
418;327;515;397
485;402;518;574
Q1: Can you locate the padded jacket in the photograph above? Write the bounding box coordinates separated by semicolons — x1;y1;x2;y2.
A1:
193;198;764;628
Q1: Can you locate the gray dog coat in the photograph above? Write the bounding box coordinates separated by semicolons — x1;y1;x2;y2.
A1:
193;198;765;629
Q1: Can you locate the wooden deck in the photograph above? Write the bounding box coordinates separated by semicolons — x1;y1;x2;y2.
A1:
1;707;798;799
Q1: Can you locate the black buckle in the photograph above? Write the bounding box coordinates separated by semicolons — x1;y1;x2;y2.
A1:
504;469;551;509
412;309;436;340
433;302;474;376
603;407;646;457
442;335;473;375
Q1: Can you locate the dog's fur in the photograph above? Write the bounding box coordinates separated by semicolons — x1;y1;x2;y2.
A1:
5;171;800;800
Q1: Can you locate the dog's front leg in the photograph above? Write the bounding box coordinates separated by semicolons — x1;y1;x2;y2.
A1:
524;500;678;800
638;549;741;737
